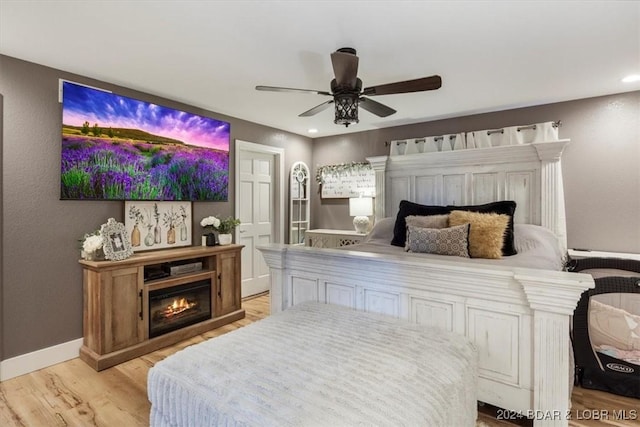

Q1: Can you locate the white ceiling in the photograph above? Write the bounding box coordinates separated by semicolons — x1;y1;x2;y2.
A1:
1;1;639;138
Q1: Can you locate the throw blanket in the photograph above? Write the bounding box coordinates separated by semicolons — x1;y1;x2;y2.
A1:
148;302;478;427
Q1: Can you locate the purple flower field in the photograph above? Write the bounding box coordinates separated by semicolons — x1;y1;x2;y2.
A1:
61;135;228;200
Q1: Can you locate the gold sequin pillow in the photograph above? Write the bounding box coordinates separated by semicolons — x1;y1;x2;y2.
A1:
405;224;470;257
448;210;509;259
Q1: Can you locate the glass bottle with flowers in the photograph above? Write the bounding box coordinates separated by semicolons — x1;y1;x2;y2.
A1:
153;203;162;244
128;205;144;247
200;215;221;246
143;208;155;247
179;205;189;242
163;206;180;245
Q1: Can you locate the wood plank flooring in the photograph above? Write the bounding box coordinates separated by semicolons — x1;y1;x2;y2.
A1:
0;294;637;426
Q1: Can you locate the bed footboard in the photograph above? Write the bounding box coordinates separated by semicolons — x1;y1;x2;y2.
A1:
258;244;594;427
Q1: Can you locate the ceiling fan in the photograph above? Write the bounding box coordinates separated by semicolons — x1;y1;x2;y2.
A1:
256;47;442;127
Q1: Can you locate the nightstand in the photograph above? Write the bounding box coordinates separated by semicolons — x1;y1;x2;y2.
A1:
305;229;366;248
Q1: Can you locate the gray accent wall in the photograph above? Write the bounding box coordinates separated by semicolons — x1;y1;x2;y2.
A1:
1;52;638;363
0;55;312;360
311;91;640;254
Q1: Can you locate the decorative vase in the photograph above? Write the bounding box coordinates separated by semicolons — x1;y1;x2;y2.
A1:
206;233;216;246
154;223;162;244
144;226;155;246
83;247;105;261
179;221;188;241
218;233;232;246
167;225;176;244
131;224;141;247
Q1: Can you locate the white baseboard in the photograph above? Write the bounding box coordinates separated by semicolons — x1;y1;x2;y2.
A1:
0;338;83;381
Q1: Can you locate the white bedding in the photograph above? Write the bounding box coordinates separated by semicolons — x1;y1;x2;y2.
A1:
352;219;565;271
148;302;478;427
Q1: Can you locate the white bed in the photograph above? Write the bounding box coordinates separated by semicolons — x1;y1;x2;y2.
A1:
258;140;595;427
148;302;478;426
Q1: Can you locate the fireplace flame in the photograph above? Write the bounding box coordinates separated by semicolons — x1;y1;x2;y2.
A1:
157;297;198;320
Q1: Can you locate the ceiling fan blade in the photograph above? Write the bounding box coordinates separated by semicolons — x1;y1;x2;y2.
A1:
359;97;396;117
330;50;359;88
362;75;442;96
256;85;331;96
299;100;334;117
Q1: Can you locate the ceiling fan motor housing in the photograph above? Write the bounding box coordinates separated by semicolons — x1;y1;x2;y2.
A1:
336;47;357;55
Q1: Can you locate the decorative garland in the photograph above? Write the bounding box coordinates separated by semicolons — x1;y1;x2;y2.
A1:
315;161;371;184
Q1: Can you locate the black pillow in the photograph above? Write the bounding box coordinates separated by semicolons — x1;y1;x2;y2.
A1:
390;200;450;247
390;199;518;256
448;201;517;256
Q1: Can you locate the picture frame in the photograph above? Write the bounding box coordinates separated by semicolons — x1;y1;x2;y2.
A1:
101;218;134;261
124;201;192;252
60;81;230;201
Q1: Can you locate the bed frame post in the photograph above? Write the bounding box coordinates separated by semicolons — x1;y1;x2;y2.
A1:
517;273;591;427
533;141;569;254
258;244;288;313
366;156;388;222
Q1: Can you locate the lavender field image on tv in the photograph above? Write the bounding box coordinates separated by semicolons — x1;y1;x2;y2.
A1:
60;81;230;201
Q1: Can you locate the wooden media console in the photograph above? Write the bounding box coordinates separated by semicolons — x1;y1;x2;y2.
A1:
79;245;244;371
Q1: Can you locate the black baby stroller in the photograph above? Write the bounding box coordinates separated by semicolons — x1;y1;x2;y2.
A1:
568;257;640;398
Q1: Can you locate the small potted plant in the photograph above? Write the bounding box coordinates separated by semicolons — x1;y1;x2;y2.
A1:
216;216;241;245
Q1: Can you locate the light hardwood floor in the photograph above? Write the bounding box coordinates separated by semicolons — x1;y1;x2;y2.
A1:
0;294;638;426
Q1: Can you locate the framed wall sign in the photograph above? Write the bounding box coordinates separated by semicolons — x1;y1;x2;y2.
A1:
317;162;375;199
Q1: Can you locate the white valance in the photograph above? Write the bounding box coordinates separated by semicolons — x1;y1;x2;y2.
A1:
389;121;560;156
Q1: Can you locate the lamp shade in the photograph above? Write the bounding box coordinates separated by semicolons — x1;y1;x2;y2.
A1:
349;197;373;216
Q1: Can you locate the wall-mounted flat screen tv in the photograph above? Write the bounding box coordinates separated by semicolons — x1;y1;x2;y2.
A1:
60;81;230;201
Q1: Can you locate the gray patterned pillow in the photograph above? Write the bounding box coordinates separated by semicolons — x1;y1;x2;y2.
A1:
405;224;470;257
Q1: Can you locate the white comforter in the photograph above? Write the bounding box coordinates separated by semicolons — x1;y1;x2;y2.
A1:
352;221;565;271
148;302;478;427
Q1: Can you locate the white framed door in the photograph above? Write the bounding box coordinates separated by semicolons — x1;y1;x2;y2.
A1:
235;140;284;298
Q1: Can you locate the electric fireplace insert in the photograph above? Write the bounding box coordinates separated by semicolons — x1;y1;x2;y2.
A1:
149;279;212;338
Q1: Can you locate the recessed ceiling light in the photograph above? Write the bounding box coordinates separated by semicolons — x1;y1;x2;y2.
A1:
308;128;318;134
622;74;640;83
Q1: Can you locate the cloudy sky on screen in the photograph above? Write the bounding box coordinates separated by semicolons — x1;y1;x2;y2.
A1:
61;82;230;151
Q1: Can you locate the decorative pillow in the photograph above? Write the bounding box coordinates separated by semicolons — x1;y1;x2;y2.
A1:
405;224;470;257
448;201;517;256
589;299;640;351
405;214;449;229
448;210;509;259
391;200;517;256
363;217;396;243
391;201;451;247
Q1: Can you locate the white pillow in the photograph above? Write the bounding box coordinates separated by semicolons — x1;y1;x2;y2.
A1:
363;217;395;243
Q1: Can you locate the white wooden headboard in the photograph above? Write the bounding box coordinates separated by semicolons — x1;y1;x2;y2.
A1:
366;139;570;251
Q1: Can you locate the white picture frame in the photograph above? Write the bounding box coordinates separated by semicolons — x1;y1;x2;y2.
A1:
101;218;134;261
124;201;192;252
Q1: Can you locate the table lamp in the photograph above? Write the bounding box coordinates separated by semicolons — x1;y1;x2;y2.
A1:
349;196;373;233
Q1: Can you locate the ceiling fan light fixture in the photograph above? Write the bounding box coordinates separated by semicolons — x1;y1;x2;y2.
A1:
334;94;359;127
